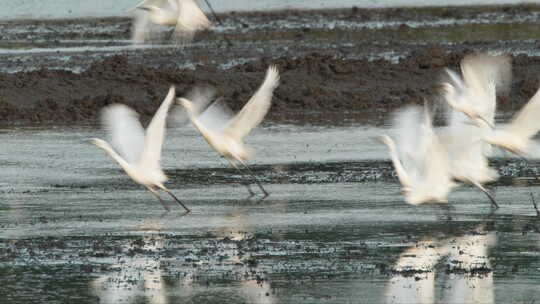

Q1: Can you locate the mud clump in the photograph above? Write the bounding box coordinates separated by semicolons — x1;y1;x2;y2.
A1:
1;50;540;123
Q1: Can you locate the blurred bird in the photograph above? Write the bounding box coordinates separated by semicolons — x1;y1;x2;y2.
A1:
130;0;211;44
90;86;190;213
441;54;511;129
439;54;509;208
178;65;280;197
483;86;540;156
379;105;456;205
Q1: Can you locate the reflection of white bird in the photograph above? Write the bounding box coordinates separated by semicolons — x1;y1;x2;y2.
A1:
384;228;496;304
379;105;456;205
178;65;280;197
90;86;190;212
130;0;211;44
92;235;168;304
484;86;540;156
442;231;496;304
440;54;509;208
385;240;448;304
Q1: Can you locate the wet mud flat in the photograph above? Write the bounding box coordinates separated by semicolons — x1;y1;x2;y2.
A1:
1;125;540;303
1;4;540;303
1;4;540;122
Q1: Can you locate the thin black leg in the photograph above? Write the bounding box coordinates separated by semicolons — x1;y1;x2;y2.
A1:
147;187;170;212
241;163;269;198
472;181;499;209
232;166;256;197
203;0;234;47
164;189;191;213
530;192;540;217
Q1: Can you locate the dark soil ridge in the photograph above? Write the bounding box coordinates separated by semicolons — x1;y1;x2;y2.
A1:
1;46;539;123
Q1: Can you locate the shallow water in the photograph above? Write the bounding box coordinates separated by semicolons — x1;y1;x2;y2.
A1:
1;122;540;303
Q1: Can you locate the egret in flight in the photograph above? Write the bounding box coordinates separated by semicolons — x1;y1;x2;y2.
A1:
90;86;190;213
483;86;540;156
130;0;211;44
379;105;456;205
439;54;509;208
178;65;280;197
441;54;511;129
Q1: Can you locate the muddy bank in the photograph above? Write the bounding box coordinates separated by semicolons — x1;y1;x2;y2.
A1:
0;49;539;123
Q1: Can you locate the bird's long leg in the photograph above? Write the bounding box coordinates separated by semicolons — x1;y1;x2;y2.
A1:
529;192;540;217
147;187;170;212
240;162;269;198
163;189;191;213
471;181;499;209
232;166;256;197
202;0;234;47
221;158;256;197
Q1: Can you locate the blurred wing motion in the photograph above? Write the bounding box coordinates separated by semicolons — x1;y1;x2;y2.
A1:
101;104;145;164
224;65;280;140
131;10;151;44
505;87;540;140
174;0;211;42
138;86;176;170
381;105;454;204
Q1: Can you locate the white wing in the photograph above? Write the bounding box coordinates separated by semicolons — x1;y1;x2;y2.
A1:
101;104;145;164
173;0;211;42
170;86;216;126
131;10;151;44
392;105;428;182
199;97;235;133
506;87;540;139
224;65;280;140
138;86;176;170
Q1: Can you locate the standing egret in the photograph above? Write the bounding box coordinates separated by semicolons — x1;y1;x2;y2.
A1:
90;86;190;213
130;0;211;44
439;54;509;208
483;86;540;156
178;65;280;197
379;105;456;205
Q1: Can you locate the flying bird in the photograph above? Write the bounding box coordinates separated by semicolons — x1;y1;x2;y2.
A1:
90;86;190;213
441;54;511;129
178;65;280;197
483;86;540;156
379;105;456;205
130;0;211;44
439;54;509;208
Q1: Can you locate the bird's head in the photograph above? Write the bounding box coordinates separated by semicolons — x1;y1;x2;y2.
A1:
87;138;107;149
177;97;195;113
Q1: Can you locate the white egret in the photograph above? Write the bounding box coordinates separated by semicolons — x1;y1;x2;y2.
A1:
483;86;540;156
379;105;456;205
441;54;511;129
90;86;190;213
178;65;280;197
439;54;509;208
130;0;211;44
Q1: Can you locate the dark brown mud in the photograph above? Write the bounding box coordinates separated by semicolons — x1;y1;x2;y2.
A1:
1;4;540;123
1;50;540;123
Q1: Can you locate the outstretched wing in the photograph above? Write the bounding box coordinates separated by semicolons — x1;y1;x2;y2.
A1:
392;105;428;182
173;0;211;43
506;87;540;139
101;104;145;164
131;9;151;44
224;65;280;140
138;86;176;170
